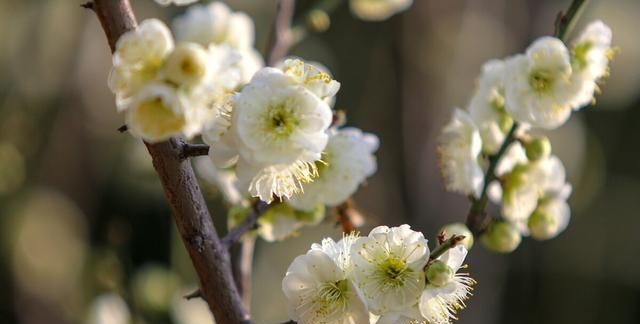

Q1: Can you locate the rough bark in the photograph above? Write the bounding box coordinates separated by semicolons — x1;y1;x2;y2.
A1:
91;1;250;323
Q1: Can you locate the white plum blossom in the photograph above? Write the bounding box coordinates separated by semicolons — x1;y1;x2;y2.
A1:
288;128;379;211
375;306;426;324
438;109;484;198
208;64;337;202
311;234;359;273
282;249;369;324
567;20;614;109
419;245;475;324
350;0;414;21
281;59;341;102
124;83;190;143
350;225;429;314
109;19;174;110
172;1;263;83
154;0;199;7
467;59;513;154
503;37;584;129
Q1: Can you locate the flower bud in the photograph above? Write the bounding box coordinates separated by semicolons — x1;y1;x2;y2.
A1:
528;207;558;240
524;136;551;161
439;222;474;250
164;43;209;87
426;260;454;287
294;204;326;226
481;221;522;253
307;9;330;33
498;113;513;133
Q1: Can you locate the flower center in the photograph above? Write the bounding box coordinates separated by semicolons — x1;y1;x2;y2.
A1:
312;279;349;317
378;257;410;287
529;69;555;94
266;102;298;138
571;41;593;71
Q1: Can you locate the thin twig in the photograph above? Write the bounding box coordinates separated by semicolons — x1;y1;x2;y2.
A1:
464;0;591;235
429;234;466;261
265;0;296;66
336;199;361;234
223;201;269;248
465;123;519;234
81;1;95;11
180;143;210;159
184;289;202;300
555;0;589;41
90;1;250;323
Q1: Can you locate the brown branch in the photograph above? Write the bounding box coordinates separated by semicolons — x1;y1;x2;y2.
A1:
223;201;269;248
429;234;466;261
265;0;296;66
184;289;202;300
90;1;250;323
336;199;356;234
180;143;210;159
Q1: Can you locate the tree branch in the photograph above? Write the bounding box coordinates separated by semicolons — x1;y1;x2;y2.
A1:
429;234;466;260
180;143;210;159
265;0;296;66
90;1;250;323
223;201;269;248
555;0;589;41
465;123;519;234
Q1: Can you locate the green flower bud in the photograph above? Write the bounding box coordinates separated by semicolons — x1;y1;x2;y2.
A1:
426;260;454;287
439;222;474;250
502;163;530;201
307;9;331;33
294;204;326;226
481;221;522;253
498;113;514;133
524;136;551;161
227;205;251;230
528;207;558;240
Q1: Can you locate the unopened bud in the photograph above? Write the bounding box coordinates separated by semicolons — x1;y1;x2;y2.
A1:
440;222;474;250
426;260;454;287
524;136;551;161
498;113;513;133
164;43;209;87
307;9;331;33
528;206;558;240
481;221;522;253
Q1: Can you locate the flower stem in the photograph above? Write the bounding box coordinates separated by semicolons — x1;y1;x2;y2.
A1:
429;234;466;261
464;0;591;235
465;122;519;234
555;0;590;41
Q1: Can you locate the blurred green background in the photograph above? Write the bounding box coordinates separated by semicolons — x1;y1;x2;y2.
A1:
0;0;639;323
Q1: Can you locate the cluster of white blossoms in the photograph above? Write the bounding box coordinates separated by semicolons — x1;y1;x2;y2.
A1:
109;2;382;243
438;21;613;252
282;225;475;324
108;17;252;143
